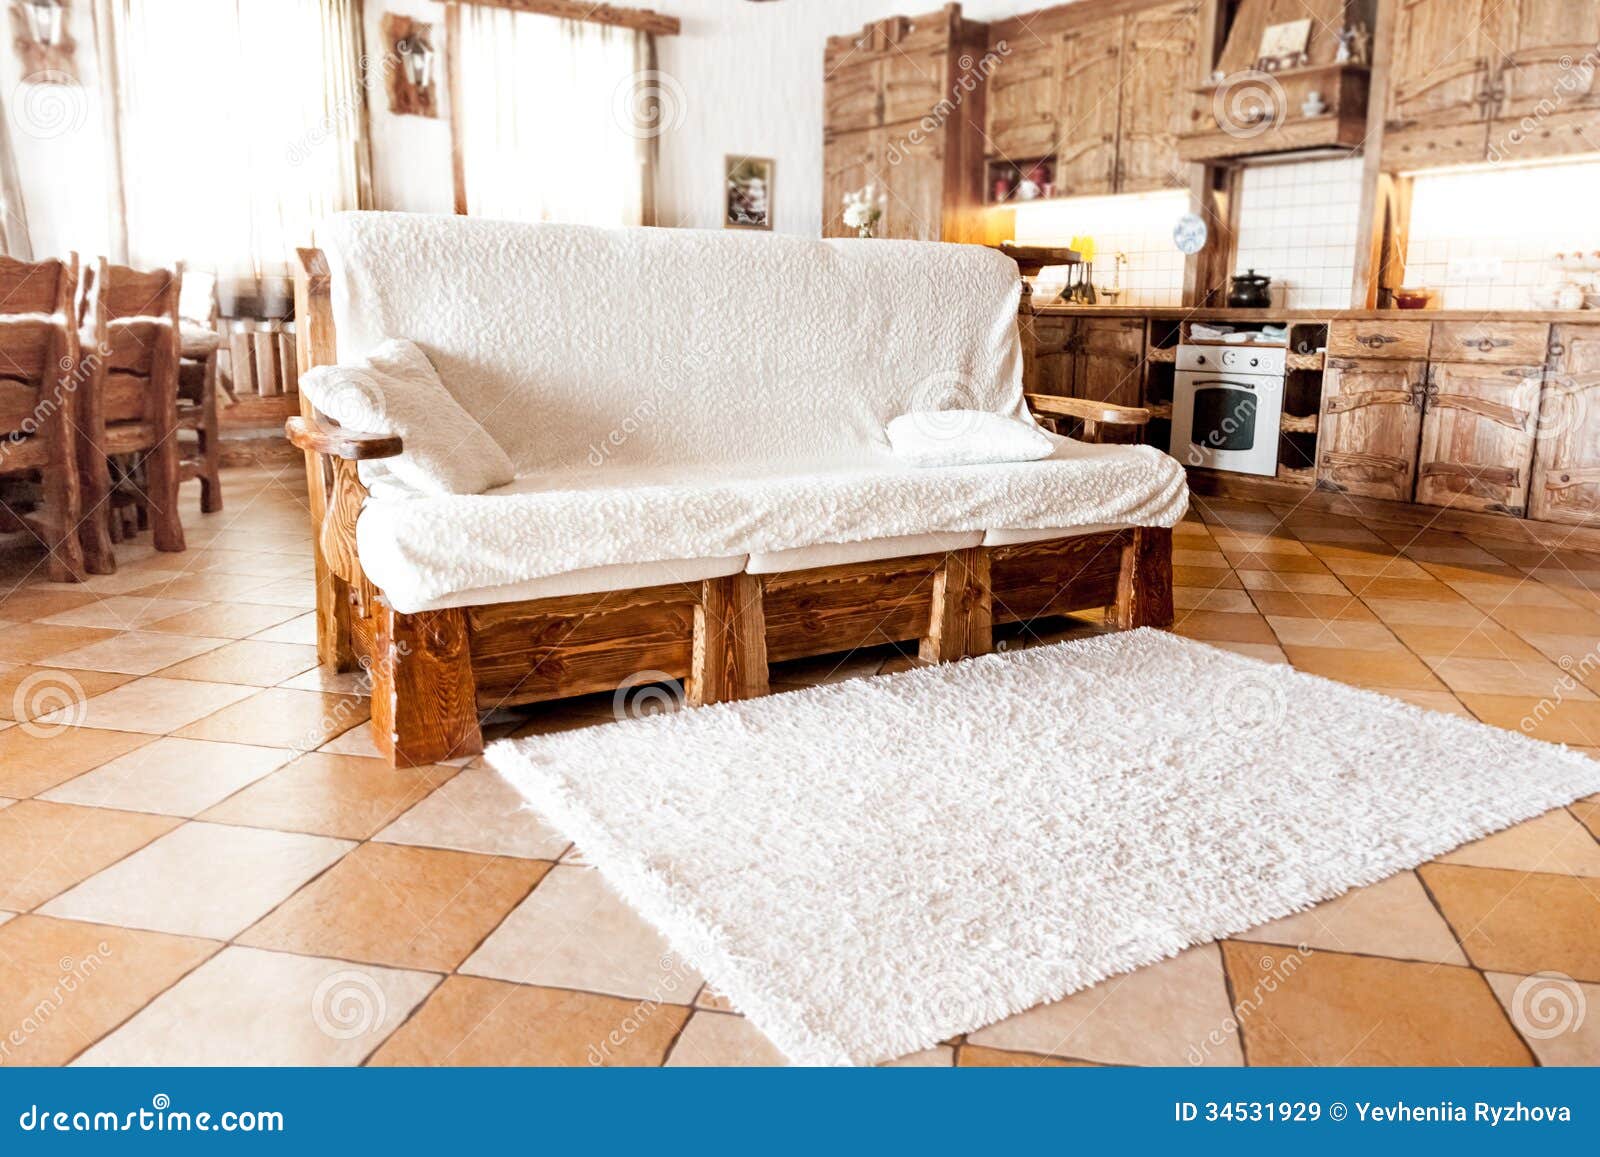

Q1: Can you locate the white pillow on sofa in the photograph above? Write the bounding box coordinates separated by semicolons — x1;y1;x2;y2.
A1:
886;410;1055;468
299;338;515;496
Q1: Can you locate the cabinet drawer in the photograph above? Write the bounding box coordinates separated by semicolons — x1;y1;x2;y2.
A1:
1327;321;1432;360
1430;321;1551;364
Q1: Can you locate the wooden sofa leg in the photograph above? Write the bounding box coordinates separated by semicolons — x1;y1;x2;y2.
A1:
1113;527;1175;630
314;563;357;673
371;604;483;767
920;547;992;663
688;573;769;706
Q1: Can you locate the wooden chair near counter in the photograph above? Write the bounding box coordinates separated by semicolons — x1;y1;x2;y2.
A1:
75;258;186;572
0;254;88;583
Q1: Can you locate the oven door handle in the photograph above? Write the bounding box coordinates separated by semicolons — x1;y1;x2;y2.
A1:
1181;377;1259;391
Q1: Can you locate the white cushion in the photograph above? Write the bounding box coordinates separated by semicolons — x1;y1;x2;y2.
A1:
983;523;1130;547
402;556;747;612
886;411;1054;468
746;532;983;575
298;338;515;497
356;444;1189;613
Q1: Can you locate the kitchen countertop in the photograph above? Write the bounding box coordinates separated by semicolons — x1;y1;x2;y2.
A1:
1026;302;1598;323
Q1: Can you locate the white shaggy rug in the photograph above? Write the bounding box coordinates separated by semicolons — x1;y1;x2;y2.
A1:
486;628;1600;1065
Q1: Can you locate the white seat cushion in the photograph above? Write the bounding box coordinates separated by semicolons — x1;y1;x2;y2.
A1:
746;532;983;575
402;556;747;612
356;442;1188;613
983;523;1129;547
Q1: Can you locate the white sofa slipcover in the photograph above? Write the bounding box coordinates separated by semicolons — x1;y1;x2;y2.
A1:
318;212;1188;613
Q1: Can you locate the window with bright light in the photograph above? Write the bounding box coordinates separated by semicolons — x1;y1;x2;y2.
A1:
105;0;368;285
454;5;647;226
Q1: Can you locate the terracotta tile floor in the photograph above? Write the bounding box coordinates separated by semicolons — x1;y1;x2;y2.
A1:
1;464;1598;1066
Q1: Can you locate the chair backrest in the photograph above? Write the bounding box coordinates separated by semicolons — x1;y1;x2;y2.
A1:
0;253;77;462
85;259;182;429
318;211;1027;477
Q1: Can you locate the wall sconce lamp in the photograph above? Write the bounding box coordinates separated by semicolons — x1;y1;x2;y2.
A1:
21;0;62;47
381;12;439;118
399;37;434;91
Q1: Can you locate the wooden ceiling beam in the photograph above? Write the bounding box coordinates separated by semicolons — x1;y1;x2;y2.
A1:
451;0;681;37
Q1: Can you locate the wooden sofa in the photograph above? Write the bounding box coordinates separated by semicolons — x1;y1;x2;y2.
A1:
288;234;1178;769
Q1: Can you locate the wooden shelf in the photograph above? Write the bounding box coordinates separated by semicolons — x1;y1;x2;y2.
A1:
1145;346;1177;363
1146;402;1174;420
1188;61;1368;96
1279;412;1319;434
1286;350;1325;371
1176;112;1366;163
1275;463;1316;485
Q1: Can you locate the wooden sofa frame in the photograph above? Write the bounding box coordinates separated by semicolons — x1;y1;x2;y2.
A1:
288;248;1175;767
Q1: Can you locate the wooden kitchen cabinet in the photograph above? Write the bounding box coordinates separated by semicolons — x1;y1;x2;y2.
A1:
1529;325;1600;525
1071;317;1145;408
1385;0;1600;168
822;6;988;241
1317;357;1426;502
1054;21;1124;196
1115;1;1198;191
984;39;1058;160
1414;361;1542;515
984;0;1196;196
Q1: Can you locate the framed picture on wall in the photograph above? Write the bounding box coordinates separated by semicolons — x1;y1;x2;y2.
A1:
725;156;774;230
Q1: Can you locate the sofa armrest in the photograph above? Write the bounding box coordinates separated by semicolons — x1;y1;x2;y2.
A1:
286;416;403;461
1025;393;1151;427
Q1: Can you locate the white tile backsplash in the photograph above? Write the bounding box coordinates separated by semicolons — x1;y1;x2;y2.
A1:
1009;189;1190;306
1232;156;1364;311
1402;161;1600;310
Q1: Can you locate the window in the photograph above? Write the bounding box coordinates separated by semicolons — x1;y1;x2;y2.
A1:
452;5;648;227
104;0;370;287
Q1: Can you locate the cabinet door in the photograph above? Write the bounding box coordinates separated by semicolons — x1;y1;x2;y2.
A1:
1415;362;1541;515
877;127;946;242
1072;318;1144;408
882;46;948;127
1529;325;1600;525
1488;0;1600;127
822;130;878;239
1387;0;1493;127
986;40;1058;159
826;59;883;134
1115;1;1198;192
1317;358;1426;502
1024;315;1075;396
1055;21;1122;196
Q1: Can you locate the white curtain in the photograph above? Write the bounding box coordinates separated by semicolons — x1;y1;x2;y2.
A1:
104;0;369;285
456;6;644;226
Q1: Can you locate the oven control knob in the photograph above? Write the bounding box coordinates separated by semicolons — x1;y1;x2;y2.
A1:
1249;357;1259;367
1196;354;1206;365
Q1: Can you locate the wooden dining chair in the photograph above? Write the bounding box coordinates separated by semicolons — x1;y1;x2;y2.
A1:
76;258;186;571
0;253;87;582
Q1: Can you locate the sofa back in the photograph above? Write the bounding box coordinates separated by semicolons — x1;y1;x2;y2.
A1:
320;212;1027;476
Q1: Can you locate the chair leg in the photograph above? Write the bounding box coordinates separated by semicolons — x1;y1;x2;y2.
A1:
199;354;222;513
146;439;185;552
75;450;116;574
43;402;86;583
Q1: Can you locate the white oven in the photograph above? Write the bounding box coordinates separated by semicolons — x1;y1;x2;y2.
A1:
1169;345;1287;476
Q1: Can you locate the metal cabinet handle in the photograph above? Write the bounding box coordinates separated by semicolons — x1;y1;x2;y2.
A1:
1550;341;1565;358
1360;333;1395;348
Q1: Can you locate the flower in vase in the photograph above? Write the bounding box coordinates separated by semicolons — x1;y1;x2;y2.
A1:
842;183;886;238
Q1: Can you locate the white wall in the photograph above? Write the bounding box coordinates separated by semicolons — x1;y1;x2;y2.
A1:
364;0;1062;233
